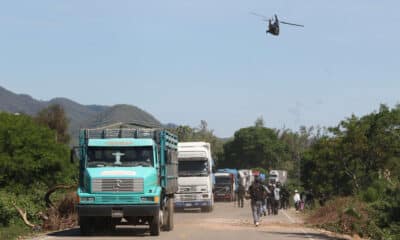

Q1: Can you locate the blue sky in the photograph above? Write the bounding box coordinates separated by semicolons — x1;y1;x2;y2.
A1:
1;0;399;137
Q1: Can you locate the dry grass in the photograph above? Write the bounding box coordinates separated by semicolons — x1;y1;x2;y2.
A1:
42;192;78;231
306;197;370;237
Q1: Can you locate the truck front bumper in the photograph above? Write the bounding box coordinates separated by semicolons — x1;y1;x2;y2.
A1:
174;200;212;208
214;194;232;201
77;204;159;217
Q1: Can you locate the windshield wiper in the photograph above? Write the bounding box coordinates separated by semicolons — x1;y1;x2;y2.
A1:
87;161;108;167
192;172;208;176
178;172;207;177
131;161;152;167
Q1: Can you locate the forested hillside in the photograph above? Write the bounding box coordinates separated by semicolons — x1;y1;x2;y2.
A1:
0;86;161;142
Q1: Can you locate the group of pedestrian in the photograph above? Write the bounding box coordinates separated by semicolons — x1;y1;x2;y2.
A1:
237;175;316;226
247;176;282;226
293;189;315;212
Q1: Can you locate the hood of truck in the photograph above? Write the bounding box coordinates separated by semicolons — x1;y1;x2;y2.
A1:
84;167;158;193
178;176;210;185
177;176;212;194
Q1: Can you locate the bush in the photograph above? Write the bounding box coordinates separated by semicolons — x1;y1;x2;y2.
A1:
0;194;14;227
307;197;385;239
0;112;77;238
0;222;31;240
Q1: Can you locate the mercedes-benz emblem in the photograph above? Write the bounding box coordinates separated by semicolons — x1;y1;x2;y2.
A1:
113;180;122;191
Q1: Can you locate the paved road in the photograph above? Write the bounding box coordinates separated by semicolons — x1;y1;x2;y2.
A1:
30;201;348;240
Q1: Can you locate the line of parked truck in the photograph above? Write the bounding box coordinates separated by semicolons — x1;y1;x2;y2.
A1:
213;169;288;202
72;123;287;236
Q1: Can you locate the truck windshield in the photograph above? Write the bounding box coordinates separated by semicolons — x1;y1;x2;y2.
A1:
178;159;208;176
87;146;154;167
215;177;231;185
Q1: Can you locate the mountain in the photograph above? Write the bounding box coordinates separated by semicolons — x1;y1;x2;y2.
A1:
0;86;46;115
0;86;162;142
85;104;161;128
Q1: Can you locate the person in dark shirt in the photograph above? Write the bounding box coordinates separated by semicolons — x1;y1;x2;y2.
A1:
248;176;267;226
237;183;246;208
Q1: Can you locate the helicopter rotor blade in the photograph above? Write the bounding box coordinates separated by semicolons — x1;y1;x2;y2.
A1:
249;11;269;21
280;21;304;27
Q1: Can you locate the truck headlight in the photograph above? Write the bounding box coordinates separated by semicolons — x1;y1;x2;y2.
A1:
141;196;158;202
80;197;95;202
198;185;208;192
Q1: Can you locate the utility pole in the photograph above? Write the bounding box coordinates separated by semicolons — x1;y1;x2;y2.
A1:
297;151;301;184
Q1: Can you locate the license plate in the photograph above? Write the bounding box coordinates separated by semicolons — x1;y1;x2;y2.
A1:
112;209;123;218
185;203;192;207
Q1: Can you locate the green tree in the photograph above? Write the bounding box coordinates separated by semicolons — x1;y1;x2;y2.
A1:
221;126;286;170
35;104;70;144
254;116;265;128
0;112;74;189
300;104;400;237
0;112;76;228
168;121;225;163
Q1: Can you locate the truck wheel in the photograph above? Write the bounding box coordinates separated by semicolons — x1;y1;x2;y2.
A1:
163;198;174;231
202;205;213;212
79;216;94;236
150;210;161;236
104;217;116;234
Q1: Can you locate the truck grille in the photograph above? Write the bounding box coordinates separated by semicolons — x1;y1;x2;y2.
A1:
176;194;202;201
179;185;197;193
92;178;144;193
215;186;230;194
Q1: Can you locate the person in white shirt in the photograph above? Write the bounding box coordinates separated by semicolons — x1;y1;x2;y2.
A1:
293;190;301;212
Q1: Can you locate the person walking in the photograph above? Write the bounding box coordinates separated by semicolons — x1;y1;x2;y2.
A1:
293;189;301;212
300;191;306;211
237;183;246;208
248;176;267;227
273;183;281;215
266;183;274;215
280;185;290;209
261;182;271;216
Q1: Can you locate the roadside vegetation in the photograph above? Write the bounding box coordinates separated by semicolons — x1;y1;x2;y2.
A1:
302;104;400;239
187;106;400;239
1;104;399;239
0;105;77;239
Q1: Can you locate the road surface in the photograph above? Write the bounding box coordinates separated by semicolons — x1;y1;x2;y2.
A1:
30;201;349;240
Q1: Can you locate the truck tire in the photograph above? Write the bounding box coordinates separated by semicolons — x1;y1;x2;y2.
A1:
201;205;213;212
150;210;161;236
163;198;174;231
79;216;94;236
102;217;116;234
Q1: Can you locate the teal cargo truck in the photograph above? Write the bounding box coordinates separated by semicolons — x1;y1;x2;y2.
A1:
74;126;178;236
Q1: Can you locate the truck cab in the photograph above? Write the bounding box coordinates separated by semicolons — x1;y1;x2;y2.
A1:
214;172;235;201
75;127;178;236
174;142;214;212
268;169;287;185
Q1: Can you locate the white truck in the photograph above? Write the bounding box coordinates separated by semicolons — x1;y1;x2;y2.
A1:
174;142;214;212
238;169;254;192
269;170;288;185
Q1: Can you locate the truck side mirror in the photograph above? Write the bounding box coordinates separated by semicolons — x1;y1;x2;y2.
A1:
70;147;80;164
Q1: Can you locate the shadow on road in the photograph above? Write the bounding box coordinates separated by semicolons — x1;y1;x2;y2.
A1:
261;231;348;240
47;227;152;237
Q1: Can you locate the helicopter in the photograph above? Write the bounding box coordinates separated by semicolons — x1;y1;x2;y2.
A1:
250;12;304;36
